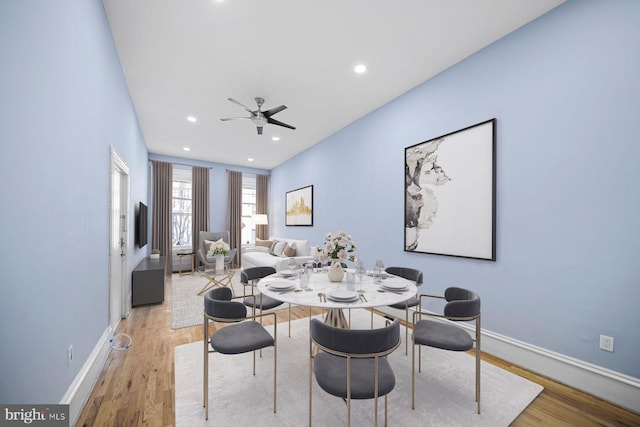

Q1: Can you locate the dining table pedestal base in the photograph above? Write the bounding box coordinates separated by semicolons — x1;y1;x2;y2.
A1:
323;308;349;329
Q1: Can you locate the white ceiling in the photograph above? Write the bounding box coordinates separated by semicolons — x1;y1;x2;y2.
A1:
104;0;565;170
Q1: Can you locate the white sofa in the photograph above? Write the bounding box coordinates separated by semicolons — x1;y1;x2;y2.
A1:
242;237;315;272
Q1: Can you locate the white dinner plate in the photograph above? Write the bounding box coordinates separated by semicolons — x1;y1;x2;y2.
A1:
382;281;408;291
269;281;296;291
367;271;389;278
326;290;358;301
279;269;296;277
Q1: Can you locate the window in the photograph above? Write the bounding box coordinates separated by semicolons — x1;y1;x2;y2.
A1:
241;175;256;245
172;167;192;248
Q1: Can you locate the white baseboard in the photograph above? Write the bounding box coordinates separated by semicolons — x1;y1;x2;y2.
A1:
60;327;113;426
376;306;640;414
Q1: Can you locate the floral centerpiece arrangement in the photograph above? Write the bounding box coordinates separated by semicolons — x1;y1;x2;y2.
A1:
209;240;230;257
320;231;357;263
319;231;357;282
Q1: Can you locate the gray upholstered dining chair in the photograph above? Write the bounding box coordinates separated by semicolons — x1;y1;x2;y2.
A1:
198;230;237;270
412;287;481;414
203;287;277;420
380;266;423;355
241;266;292;337
309;318;401;427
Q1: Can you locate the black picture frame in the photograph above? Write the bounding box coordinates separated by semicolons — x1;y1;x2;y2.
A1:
405;119;496;261
286;185;313;226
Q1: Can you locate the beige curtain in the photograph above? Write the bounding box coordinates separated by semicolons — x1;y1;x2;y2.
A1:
192;166;210;269
227;170;242;268
256;174;269;240
151;160;173;275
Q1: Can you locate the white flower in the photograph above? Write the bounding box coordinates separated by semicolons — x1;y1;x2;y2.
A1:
210;239;230;256
320;230;356;263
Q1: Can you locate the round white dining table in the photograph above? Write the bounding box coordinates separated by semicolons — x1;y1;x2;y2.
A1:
257;270;417;328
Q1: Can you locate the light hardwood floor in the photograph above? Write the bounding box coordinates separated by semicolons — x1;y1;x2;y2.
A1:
76;275;640;426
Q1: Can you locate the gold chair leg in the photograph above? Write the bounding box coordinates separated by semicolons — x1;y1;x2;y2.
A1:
405;304;409;355
309;338;313;427
372;396;376;427
384;394;388;427
411;339;415;410
347;357;351;427
476;316;481;414
259;294;263;357
203;315;209;420
288;303;291;337
274;322;278;413
373;357;379;427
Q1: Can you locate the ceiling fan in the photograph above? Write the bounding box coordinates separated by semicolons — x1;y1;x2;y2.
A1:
220;97;296;135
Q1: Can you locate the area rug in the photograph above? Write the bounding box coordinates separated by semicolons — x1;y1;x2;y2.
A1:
171;272;245;329
174;311;543;426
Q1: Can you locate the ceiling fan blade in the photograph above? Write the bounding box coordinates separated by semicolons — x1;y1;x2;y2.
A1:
267;117;296;130
220;117;251;121
257;126;263;135
263;105;287;117
227;98;254;114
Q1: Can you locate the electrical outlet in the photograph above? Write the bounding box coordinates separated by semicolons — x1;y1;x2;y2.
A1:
67;345;73;366
599;335;614;352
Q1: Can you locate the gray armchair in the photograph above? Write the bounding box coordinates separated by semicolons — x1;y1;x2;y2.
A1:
198;231;237;271
203;287;276;420
412;287;481;414
309;318;401;427
383;266;424;355
241;266;293;337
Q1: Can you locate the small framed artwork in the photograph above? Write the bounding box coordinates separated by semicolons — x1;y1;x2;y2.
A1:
405;118;496;261
286;185;313;226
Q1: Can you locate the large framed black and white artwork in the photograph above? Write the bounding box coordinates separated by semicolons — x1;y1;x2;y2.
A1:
286;185;313;226
405;119;496;261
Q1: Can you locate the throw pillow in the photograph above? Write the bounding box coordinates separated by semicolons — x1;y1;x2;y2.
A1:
282;242;296;257
204;239;215;254
268;240;279;256
270;240;287;257
256;239;273;249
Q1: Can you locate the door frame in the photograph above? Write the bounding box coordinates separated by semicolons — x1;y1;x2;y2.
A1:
109;147;130;332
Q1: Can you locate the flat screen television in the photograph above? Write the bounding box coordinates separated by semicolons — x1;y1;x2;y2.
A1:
137;202;148;248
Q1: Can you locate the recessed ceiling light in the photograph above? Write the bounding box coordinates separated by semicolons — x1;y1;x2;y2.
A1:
186;116;197;122
183;147;191;151
272;136;280;142
354;64;367;74
248;158;254;162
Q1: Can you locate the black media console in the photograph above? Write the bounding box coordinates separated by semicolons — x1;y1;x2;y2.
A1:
132;256;166;306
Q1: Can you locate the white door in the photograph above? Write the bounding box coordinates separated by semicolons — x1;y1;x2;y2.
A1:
109;148;130;333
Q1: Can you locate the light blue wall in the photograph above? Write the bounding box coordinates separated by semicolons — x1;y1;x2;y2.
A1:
148;154;270;234
271;0;640;378
0;0;148;403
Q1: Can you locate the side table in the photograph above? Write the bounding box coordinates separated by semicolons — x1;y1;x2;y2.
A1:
177;251;195;276
198;268;236;297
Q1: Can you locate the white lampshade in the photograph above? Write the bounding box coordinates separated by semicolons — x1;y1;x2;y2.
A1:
252;214;268;225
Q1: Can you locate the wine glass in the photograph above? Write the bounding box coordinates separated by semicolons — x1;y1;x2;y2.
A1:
299;262;311;290
374;259;384;284
355;260;366;293
287;258;298;280
312;250;321;272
